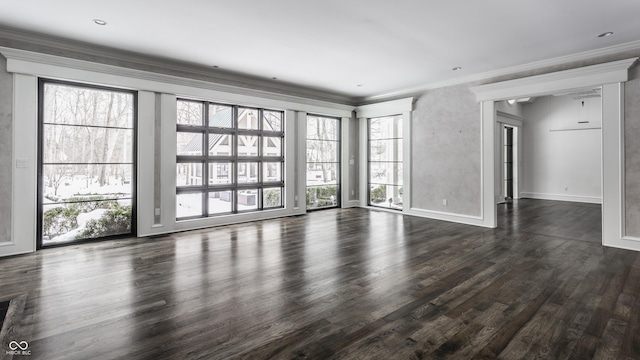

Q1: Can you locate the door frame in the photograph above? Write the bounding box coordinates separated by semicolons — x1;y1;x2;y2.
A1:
471;57;638;250
496;112;523;204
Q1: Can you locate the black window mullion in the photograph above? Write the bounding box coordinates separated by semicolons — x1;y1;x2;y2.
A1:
176;99;283;220
202;103;209;216
233;105;239;214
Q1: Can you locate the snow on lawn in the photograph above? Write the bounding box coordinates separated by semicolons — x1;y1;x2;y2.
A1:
46;209;108;245
44;175;131;200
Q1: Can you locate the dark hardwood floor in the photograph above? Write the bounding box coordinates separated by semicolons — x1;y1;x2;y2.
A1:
1;199;638;359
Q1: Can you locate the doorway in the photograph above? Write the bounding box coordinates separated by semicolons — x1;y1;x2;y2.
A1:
503;126;515;201
498;123;519;204
496;92;603;243
472;58;635;249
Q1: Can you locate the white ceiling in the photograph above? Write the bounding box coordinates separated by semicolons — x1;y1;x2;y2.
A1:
1;0;639;101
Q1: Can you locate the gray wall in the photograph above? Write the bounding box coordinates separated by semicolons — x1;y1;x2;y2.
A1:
407;52;640;237
0;54;12;242
411;85;481;215
625;63;640;236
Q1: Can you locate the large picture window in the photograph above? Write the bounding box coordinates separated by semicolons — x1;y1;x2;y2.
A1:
176;99;284;219
38;80;136;247
368;115;403;209
306;115;340;209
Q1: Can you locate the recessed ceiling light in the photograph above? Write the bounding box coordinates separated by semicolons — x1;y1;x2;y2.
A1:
452;66;462;71
93;19;107;26
356;84;363;87
597;32;614;38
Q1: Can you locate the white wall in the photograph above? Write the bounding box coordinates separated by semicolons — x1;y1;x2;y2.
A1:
521;95;602;203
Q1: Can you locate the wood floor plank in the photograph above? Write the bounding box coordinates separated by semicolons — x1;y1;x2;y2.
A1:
1;199;639;359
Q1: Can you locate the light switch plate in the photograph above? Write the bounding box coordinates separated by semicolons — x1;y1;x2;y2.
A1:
16;158;28;168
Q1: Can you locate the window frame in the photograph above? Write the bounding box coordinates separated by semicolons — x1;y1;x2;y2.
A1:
367;115;403;210
176;99;285;220
305;114;341;211
36;78;138;248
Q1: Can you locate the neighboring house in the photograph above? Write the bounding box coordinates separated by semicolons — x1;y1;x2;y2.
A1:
178;107;282;197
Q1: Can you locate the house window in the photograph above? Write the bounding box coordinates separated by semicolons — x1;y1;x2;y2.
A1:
38;80;136;247
176;99;284;219
306;115;340;210
368;115;403;209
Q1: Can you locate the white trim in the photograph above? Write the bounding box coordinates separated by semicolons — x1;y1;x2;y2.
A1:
136;91;156;235
340;116;351;208
292;110;306;213
1;74;37;257
470;58;638;102
402;108;412;211
3;26;640;106
138;93;175;237
405;208;491;228
0;27;354;105
362;206;403;215
363;42;640;103
358;117;368;207
601;83;626;248
476;60;636;250
496;111;525;126
482;101;496;226
520;192;602;204
0;47;355;118
605;237;640;252
140;210;303;238
355;97;413;118
549;127;601;132
343;200;361;208
160;94;177;230
621;85;629;240
357;98;413;211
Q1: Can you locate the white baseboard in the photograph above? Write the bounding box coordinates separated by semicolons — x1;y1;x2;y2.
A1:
404;207;492;228
605;236;640;252
520;192;602;204
342;200;362;208
623;236;640;242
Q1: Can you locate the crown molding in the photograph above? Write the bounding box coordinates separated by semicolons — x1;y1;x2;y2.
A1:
359;40;640;103
355;97;414;118
0;25;357;106
0;46;356;116
470;57;638;102
2;25;640;107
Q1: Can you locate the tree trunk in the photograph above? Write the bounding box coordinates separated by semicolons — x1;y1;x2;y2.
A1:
98;93;115;186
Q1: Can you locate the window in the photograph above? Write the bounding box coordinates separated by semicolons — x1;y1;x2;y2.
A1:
368;115;402;209
176;99;284;219
38;80;136;247
306;115;340;209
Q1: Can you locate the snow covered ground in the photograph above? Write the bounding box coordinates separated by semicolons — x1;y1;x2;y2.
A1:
42;175;132;245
